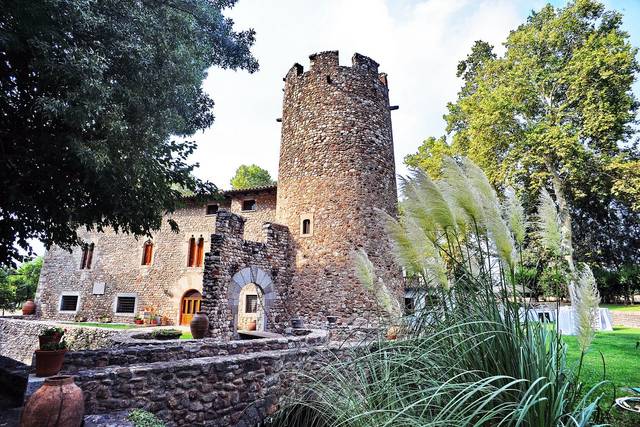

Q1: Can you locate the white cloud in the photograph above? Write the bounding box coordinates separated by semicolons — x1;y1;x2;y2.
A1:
191;0;523;189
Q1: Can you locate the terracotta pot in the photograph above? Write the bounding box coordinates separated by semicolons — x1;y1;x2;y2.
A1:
134;319;143;325
39;333;62;349
248;320;257;331
386;326;399;341
190;311;209;339
22;300;36;315
35;349;67;377
21;375;84;427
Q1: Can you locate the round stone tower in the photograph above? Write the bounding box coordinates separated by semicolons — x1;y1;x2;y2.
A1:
276;51;401;325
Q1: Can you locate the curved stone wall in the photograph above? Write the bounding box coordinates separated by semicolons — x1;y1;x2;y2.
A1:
277;51;402;324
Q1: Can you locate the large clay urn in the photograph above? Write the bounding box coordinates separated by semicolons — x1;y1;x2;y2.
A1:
21;375;84;427
190;311;209;339
22;300;36;315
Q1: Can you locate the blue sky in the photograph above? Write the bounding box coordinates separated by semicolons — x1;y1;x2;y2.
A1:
189;0;640;189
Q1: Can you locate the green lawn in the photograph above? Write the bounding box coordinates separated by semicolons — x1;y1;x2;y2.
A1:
179;332;193;339
601;304;640;312
72;322;138;329
564;326;640;425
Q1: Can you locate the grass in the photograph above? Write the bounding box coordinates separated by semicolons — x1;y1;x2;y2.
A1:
179;332;192;339
601;304;640;312
564;326;640;425
72;322;137;329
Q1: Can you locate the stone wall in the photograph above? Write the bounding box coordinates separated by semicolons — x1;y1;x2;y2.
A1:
62;329;328;373
611;311;640;328
276;51;403;326
35;191;276;325
74;343;353;427
0;318;122;364
201;212;292;339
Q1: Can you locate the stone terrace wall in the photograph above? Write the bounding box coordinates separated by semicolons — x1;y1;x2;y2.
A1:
62;329;328;373
0;318;123;364
611;311;640;328
75;344;353;427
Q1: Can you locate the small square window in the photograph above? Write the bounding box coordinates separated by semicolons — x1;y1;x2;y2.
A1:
60;295;79;312
245;295;258;313
404;297;415;315
116;296;136;314
242;200;256;211
206;204;219;215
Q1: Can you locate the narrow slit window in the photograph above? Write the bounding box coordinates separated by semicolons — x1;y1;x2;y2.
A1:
187;236;196;267
302;219;311;235
141;240;153;266
116;296;136;314
60;295;78;312
242;199;256;211
195;236;205;267
245;295;258;313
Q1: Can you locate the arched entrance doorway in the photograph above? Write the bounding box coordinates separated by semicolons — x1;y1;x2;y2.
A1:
228;266;275;334
180;289;202;326
237;284;265;331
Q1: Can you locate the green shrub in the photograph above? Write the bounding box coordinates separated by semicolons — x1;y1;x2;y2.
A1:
150;329;182;340
127;409;165;427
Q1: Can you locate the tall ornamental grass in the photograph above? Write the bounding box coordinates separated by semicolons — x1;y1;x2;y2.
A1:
271;157;604;427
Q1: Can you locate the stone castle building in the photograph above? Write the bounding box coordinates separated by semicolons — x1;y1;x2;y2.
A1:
35;51;402;337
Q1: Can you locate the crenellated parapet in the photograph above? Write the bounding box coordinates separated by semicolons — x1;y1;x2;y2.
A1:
283;50;388;89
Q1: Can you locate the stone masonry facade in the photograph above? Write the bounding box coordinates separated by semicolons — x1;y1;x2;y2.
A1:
33;51;402;337
36;189;276;325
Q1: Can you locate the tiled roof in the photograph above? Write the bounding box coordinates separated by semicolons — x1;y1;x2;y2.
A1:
222;184;277;195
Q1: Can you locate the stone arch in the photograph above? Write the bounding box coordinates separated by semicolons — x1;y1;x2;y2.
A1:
229;266;275;332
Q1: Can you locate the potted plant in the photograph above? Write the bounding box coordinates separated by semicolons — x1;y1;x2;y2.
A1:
248;319;257;331
73;314;87;323
35;340;68;377
98;315;112;323
38;327;65;349
134;315;144;325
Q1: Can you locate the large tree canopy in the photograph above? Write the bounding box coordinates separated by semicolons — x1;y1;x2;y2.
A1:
406;0;639;269
0;0;258;267
230;164;274;190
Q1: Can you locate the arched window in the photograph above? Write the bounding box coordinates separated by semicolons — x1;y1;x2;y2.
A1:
196;236;205;267
141;240;153;266
80;243;95;270
187;236;196;267
302;219;311;235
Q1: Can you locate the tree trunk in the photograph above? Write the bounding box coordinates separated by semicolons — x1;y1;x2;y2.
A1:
544;156;576;274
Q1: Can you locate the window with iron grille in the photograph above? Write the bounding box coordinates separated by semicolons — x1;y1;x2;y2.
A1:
60;295;78;312
245;295;258;313
116;296;136;314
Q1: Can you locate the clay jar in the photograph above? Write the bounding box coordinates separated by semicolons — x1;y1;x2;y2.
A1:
22;300;36;315
21;375;84;427
190;311;209;339
248;320;257;331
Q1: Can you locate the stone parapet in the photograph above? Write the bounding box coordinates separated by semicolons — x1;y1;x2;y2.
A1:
62;329;328;373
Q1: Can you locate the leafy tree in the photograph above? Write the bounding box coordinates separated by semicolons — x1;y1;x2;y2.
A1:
8;257;43;304
0;0;259;267
0;268;14;315
406;0;639;269
230;164;274;190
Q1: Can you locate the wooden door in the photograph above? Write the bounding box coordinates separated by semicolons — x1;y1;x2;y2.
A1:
180;292;202;325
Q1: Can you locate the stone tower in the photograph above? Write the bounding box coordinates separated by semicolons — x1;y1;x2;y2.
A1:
276;51;401;325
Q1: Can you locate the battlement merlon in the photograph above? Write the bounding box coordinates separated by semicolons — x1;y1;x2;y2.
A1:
283;51;386;85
